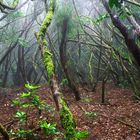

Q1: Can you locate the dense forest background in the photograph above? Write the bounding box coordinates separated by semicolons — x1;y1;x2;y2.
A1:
0;0;139;93
0;0;140;140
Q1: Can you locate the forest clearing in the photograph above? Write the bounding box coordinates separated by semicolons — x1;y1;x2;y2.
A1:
0;0;140;140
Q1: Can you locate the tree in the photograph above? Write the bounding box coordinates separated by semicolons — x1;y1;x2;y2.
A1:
102;0;140;67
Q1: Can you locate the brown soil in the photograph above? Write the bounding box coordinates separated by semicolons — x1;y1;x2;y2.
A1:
0;84;140;140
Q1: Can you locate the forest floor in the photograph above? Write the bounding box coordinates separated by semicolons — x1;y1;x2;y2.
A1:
0;84;140;140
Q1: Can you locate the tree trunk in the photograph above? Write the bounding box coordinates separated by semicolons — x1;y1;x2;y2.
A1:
102;0;140;67
59;17;81;101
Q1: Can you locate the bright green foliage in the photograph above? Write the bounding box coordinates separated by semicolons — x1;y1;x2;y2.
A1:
15;111;27;123
59;98;77;140
11;83;57;139
13;83;45;123
21;83;45;110
75;131;89;139
12;98;23;106
20;92;31;98
25;82;40;90
43;48;55;79
40;121;60;136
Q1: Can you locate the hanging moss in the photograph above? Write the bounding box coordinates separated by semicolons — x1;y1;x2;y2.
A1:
43;48;54;79
60;98;78;140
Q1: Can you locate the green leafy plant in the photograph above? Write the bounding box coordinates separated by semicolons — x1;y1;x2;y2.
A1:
11;83;46;139
11;82;60;139
15;129;34;138
12;98;23;106
25;83;40;90
15;111;27;123
75;131;89;139
40;121;60;136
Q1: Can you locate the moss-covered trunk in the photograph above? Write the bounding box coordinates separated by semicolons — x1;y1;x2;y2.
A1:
35;0;78;139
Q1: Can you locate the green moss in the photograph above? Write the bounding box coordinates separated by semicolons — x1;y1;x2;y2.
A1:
60;98;77;140
38;0;55;40
35;0;56;80
43;48;54;79
36;1;78;139
39;11;53;39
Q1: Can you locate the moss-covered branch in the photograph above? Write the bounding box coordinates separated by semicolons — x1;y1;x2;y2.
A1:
60;98;77;140
35;0;78;139
35;0;56;78
43;48;54;79
35;0;55;49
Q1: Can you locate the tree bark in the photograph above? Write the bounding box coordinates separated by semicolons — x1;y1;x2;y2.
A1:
59;17;81;101
102;0;140;67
